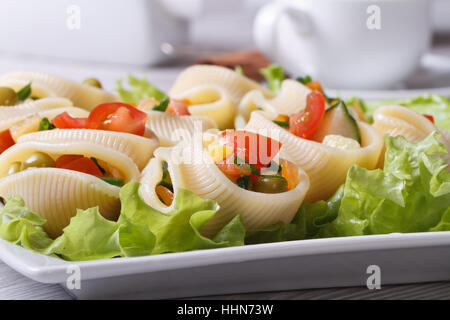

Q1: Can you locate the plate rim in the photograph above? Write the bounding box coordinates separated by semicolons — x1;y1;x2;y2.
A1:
1;231;450;284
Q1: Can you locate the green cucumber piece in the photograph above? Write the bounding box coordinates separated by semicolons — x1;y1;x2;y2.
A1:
313;101;361;143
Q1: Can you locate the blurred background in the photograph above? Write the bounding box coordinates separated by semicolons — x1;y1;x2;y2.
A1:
0;0;449;92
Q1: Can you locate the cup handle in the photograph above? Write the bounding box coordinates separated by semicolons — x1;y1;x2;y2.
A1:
253;2;312;60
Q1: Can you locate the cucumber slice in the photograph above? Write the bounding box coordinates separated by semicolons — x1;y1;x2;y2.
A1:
312;101;361;143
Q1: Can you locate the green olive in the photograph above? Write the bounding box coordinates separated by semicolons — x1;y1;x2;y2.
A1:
7;162;22;176
21;152;56;170
252;176;288;194
0;87;18;106
82;78;102;89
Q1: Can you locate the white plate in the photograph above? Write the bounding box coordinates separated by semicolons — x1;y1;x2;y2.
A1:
332;86;450;101
1;231;450;299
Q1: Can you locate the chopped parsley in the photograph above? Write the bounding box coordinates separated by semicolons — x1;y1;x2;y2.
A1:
273;120;289;128
152;97;170;112
38;118;56;131
17;83;32;101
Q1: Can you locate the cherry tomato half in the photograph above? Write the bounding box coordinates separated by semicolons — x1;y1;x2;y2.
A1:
52;112;87;129
85;103;147;136
56;155;104;177
219;130;282;170
424;114;435;124
0;130;15;154
289;91;326;140
216;160;252;182
166;99;191;116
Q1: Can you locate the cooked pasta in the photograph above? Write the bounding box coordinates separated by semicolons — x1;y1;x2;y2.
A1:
170;65;273;106
170;84;235;130
0;140;140;237
139;140;310;237
145;110;217;147
18;129;159;171
0;72;119;110
236;79;311;128
0;97;73;122
373;105;450;165
245;111;384;202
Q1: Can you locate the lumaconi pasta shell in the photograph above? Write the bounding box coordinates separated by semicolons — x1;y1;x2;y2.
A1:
373;105;450;166
0;141;140;238
169;65;273;106
0;168;120;238
0;71;119;110
139;144;310;237
145;111;217;147
245;111;384;202
18;129;159;171
0;78;58;99
171;84;236;130
373;106;437;143
0;106;89;134
0;141;140;182
0;97;73;122
236;80;311;128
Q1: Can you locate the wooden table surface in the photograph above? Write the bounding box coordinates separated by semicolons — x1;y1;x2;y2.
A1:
1;0;450;299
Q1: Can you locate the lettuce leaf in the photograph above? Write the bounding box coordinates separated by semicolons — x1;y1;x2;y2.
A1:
245;186;342;244
324;132;450;236
119;182;245;254
115;75;167;103
48;207;155;261
260;64;285;93
247;132;450;243
0;183;245;261
354;94;450;130
0;196;53;253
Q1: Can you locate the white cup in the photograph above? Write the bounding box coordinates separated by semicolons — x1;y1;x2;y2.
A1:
254;0;432;90
0;0;203;66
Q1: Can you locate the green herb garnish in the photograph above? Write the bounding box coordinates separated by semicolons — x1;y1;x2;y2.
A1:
91;157;106;175
273;120;289;128
296;75;312;85
99;177;125;187
38;118;56;131
235;65;244;75
234;156;261;176
260;64;285;93
17;83;32;101
152;97;170;112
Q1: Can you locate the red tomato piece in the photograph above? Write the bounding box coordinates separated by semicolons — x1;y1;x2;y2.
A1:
166;99;191;116
424;114;435;124
289;91;326;139
55;154;83;168
52;112;87;129
0;130;15;154
216;161;252;183
86;103;147;136
218;130;282;169
56;155;104;177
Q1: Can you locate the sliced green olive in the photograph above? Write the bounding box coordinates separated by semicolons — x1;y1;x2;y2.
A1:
82;78;102;89
252;176;288;194
21;152;56;170
0;87;18;106
7;162;22;176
